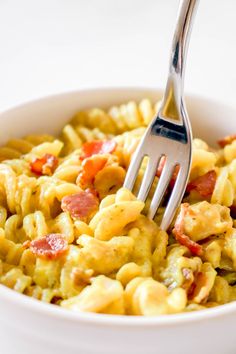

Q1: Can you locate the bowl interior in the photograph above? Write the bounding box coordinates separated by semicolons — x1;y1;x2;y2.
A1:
0;87;235;147
0;87;236;329
1;88;236;354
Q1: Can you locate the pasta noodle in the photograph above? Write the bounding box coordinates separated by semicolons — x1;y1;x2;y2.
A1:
0;98;236;316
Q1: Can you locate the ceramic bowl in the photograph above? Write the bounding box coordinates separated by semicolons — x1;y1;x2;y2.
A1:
0;88;235;354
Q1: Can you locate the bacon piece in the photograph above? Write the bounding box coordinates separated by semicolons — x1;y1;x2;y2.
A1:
218;134;236;148
156;156;180;189
30;153;58;176
80;140;117;161
61;189;99;221
172;203;203;256
29;234;68;260
77;155;107;188
186;170;216;197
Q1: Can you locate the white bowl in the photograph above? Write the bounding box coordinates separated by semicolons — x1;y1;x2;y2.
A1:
0;88;236;354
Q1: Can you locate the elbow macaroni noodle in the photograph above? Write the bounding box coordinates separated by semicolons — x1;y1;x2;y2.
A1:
0;98;236;316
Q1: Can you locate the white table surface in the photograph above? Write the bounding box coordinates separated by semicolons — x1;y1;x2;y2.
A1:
0;0;235;112
0;1;236;353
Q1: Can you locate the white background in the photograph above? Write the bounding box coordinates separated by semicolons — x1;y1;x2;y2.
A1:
0;0;236;112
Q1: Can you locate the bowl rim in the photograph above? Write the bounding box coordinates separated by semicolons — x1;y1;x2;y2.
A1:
0;85;235;116
1;283;236;327
0;86;236;327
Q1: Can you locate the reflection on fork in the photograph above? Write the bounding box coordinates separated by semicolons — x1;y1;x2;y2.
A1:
124;0;200;230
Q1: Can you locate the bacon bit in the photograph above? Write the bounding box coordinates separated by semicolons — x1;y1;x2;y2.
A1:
29;234;68;260
173;203;203;256
80;140;117;161
186;170;216;198
61;189;99;221
77;155;107;188
218;134;236;148
230;205;236;219
156;156;180;189
30;153;58;176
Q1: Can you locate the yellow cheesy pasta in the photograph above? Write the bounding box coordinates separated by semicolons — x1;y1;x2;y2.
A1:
0;98;236;316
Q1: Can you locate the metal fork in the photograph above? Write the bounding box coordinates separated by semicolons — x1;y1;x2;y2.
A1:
124;0;199;230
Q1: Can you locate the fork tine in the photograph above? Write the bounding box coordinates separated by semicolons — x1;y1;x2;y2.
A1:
137;156;161;202
148;160;175;219
123;149;144;191
160;166;189;230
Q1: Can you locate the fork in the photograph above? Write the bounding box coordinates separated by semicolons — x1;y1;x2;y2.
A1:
124;0;199;230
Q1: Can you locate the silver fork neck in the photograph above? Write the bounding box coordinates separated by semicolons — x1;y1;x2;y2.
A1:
170;0;199;82
160;0;199;122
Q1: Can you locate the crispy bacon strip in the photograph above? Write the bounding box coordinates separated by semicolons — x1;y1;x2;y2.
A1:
173;203;203;256
186;170;216;197
77;155;107;188
218;134;236;148
156;156;180;189
80;140;117;161
30;153;58;176
29;234;68;260
61;189;99;221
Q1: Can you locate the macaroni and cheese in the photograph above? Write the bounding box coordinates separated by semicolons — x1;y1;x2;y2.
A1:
0;98;236;316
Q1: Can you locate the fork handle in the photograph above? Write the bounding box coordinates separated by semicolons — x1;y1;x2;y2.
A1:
159;0;199;122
